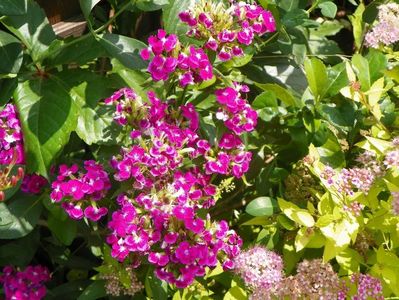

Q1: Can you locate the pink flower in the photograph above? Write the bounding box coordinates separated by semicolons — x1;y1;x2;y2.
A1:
0;265;50;300
21;174;47;194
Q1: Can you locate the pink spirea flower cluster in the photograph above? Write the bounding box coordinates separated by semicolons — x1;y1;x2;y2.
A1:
179;1;276;61
391;192;399;215
350;273;384;300
0;104;24;165
140;30;213;86
104;88;245;287
50;160;111;221
233;246;283;292
0;265;50;300
21;173;48;194
365;3;399;48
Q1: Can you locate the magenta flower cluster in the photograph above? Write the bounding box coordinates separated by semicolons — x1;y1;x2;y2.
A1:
21;173;48;195
179;1;276;61
0;265;50;300
104;87;244;287
50;160;111;221
215;83;257;135
140;29;213;86
350;273;384;300
108;194;241;288
0;104;24;165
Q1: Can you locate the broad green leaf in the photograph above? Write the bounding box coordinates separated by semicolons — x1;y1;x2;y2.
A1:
137;0;169;11
47;213;77;246
325;62;349;97
348;3;365;50
255;83;299;107
111;58;148;99
47;280;91;300
0;195;42;239
224;286;247;300
246;197;277;217
252;91;277;109
0;78;17;106
0;229;39;266
65;71;120;145
44;35;106;67
99;33;147;70
356;136;392;154
2;0;56;62
278;198;315;227
14;76;78;177
295;227;313;251
79;0;102;19
162;0;195;43
77;280;106;300
318;1;337;18
0;0;27;15
304;57;328;101
145;269;168;300
351;54;370;91
336;248;362;273
366;49;387;83
277;215;296;230
310;20;343;37
0;30;23;76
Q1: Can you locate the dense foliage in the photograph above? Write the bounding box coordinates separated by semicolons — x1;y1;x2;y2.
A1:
1;0;399;299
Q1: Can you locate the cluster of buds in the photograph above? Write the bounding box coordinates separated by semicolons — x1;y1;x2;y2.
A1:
140;30;213;86
0;161;24;201
179;0;276;61
100;265;143;297
0;265;50;300
50;160;111;221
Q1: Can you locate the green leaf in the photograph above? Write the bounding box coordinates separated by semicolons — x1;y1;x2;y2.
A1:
162;0;194;43
65;71;121;145
136;0;169;11
14;76;78;177
0;195;42;239
224;286;247;300
79;0;101;19
252;91;277;109
0;0;27;15
304;57;328;101
348;3;365;50
318;1;337;18
47;213;77;246
295;227;313;251
0;30;23;76
47;280;91;300
2;0;56;62
325;62;349;97
44;35;106;67
278;198;315;227
246;197;277;217
99;33;147;70
255;83;299;107
0;228;39;266
145;269;168;300
111;58;148;99
77;280;106;300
